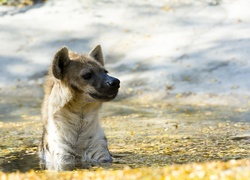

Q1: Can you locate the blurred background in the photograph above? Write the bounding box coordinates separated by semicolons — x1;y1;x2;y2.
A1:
1;0;250;120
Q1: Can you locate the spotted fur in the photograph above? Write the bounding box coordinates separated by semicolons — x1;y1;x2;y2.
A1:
39;45;120;171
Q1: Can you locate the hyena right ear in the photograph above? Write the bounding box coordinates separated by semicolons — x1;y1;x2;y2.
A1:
52;47;70;79
88;45;104;66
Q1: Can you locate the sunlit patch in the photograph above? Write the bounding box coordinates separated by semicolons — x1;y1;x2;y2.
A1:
1;101;250;178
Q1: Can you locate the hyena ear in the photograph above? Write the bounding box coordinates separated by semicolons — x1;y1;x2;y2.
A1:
52;47;70;79
88;45;104;66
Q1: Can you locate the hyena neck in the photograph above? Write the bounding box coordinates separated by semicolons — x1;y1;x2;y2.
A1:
48;80;72;117
48;80;102;118
65;98;102;116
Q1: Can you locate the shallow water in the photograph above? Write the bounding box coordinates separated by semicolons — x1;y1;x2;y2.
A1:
0;96;250;173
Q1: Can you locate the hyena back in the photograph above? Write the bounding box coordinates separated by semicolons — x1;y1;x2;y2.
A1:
39;45;120;171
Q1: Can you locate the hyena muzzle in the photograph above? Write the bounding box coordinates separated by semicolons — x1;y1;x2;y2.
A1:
39;45;120;171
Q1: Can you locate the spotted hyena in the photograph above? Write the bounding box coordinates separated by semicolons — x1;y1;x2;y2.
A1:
39;45;120;171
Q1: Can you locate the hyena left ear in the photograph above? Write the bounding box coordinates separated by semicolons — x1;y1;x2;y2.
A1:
88;45;104;66
52;47;70;79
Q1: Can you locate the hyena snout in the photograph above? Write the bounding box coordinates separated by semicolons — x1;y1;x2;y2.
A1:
90;74;120;101
104;75;120;96
106;76;120;89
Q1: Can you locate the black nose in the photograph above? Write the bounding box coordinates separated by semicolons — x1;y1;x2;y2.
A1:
107;78;120;88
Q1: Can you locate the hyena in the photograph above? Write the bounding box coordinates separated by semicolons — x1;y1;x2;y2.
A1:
39;45;120;171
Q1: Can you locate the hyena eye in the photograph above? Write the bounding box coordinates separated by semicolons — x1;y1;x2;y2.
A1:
82;73;92;80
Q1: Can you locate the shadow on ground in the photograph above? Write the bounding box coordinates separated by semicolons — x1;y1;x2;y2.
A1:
0;149;40;173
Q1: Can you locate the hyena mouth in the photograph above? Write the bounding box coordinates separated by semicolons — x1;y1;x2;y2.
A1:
90;92;118;101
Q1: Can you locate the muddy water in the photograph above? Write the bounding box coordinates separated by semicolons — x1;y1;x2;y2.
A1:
0;97;250;173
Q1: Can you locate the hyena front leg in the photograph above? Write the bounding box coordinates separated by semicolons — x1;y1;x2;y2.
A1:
82;137;112;167
42;146;76;171
40;133;76;171
52;153;76;171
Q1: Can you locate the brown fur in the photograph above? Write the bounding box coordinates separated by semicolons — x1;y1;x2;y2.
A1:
39;45;120;171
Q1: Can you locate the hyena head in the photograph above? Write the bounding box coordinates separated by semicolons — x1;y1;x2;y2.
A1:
52;45;120;102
